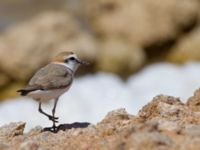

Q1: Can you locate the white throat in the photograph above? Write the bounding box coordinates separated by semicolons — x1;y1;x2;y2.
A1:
53;62;79;72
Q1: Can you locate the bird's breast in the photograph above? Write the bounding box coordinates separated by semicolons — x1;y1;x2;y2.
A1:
27;86;71;102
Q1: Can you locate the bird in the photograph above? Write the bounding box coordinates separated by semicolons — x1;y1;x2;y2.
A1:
17;51;88;131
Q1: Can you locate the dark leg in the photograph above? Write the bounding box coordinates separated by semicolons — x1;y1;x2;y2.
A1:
38;102;58;122
52;98;59;130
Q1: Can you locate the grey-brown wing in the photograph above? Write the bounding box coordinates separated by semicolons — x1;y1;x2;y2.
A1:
29;64;73;90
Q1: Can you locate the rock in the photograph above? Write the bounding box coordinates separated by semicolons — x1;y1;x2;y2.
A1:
138;95;184;120
20;141;41;150
179;138;200;150
187;88;200;112
129;131;173;150
0;122;25;142
2;89;200;149
0;143;10;150
83;0;199;46
138;95;200;131
184;125;200;137
100;108;133;123
97;38;146;76
96;108;134;135
27;126;43;137
167;27;200;63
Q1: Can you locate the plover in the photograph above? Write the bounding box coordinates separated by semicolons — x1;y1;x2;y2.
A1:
17;51;88;131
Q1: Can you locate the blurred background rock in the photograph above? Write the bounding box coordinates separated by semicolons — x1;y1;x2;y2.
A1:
0;0;200;99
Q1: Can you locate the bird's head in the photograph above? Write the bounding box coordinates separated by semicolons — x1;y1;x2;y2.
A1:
52;51;89;72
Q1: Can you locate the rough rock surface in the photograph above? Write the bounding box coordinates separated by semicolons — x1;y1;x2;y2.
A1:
187;88;200;112
2;89;200;149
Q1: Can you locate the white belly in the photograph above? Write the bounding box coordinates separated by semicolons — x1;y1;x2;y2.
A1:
27;87;70;102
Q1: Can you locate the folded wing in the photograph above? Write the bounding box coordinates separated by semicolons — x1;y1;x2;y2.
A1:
17;64;73;96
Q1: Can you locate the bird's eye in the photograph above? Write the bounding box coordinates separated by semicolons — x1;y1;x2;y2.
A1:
69;57;75;61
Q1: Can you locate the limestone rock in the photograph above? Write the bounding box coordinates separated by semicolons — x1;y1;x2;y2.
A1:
139;95;200;131
0;122;25;142
2;89;200;149
187;88;200;112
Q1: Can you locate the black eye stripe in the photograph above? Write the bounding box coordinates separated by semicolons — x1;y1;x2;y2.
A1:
69;57;75;61
64;57;76;63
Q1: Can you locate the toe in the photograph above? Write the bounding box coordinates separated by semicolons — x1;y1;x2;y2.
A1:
54;117;59;120
48;116;59;122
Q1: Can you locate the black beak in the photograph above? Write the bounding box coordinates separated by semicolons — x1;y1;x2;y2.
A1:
76;59;90;65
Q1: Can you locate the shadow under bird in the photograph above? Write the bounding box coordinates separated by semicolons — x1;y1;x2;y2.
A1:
17;51;89;131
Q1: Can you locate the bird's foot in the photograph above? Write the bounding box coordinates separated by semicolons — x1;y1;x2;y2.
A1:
48;115;59;123
52;125;58;132
43;126;58;133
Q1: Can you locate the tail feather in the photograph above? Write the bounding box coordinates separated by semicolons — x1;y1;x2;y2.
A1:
17;89;30;96
17;86;39;96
